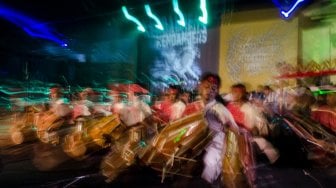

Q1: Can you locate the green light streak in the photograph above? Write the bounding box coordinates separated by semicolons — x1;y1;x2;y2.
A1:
173;128;187;143
144;4;164;30
121;6;145;32
198;0;208;24
139;140;147;148
314;90;336;95
0;88;50;95
172;0;185;27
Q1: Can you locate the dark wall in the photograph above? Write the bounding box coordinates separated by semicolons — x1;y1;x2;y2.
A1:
0;52;136;87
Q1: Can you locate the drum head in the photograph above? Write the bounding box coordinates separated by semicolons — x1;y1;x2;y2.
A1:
11;131;24;145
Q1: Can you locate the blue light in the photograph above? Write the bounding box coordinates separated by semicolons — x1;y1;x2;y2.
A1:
144;4;164;30
272;0;307;19
172;0;185;27
281;0;305;18
0;4;67;46
121;6;145;32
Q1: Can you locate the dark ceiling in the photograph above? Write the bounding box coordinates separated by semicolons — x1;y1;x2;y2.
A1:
0;0;301;58
0;0;274;22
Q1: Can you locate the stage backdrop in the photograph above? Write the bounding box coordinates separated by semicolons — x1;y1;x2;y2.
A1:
137;18;219;93
219;9;298;93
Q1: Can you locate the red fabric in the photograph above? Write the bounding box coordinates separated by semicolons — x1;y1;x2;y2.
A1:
152;100;172;123
183;101;204;116
311;107;336;132
108;84;148;93
276;70;336;79
227;103;245;128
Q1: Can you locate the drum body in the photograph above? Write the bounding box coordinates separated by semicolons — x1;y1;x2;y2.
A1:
86;114;121;146
141;112;211;178
222;131;256;188
34;110;64;144
63;115;121;158
100;123;151;182
283;114;336;167
10;111;37;145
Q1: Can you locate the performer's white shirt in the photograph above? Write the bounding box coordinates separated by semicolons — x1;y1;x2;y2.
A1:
170;100;186;121
119;98;152;126
72;99;93;118
204;99;238;133
202;99;239;183
50;98;71;117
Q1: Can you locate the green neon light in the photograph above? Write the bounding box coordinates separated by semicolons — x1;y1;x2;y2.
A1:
144;4;164;30
121;6;145;32
198;0;208;24
172;0;185;27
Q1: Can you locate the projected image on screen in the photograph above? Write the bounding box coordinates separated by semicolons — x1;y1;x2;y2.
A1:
146;23;207;91
150;43;201;90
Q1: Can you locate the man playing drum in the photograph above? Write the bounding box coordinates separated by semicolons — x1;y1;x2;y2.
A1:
198;73;241;186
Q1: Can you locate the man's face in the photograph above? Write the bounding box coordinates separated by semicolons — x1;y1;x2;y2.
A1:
199;81;218;102
180;93;190;103
231;87;244;102
263;89;271;95
50;88;61;99
79;91;88;100
167;88;178;102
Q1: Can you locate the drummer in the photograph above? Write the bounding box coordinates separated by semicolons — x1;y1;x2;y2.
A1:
48;85;71;118
198;73;241;186
169;86;188;121
72;88;94;120
118;90;152;127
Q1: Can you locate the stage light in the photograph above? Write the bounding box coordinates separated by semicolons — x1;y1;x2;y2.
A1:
0;5;66;46
198;0;208;24
121;6;145;32
144;4;164;30
281;0;305;18
172;0;185;27
272;0;306;18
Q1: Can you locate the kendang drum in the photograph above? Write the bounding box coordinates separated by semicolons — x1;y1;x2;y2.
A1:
283;113;336;167
222;130;256;188
101;123;152;182
86;114;122;146
10;110;37;145
63;114;122;158
141;112;211;180
34;110;64;144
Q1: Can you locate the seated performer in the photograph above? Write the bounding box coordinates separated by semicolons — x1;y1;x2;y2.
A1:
35;85;71;144
118;91;152;127
72;88;94;120
151;85;178;123
170;86;189;121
